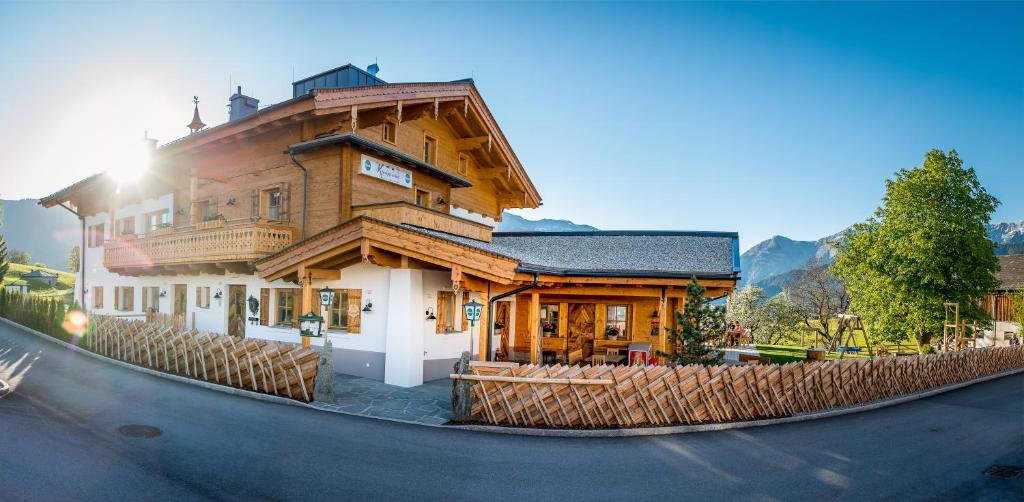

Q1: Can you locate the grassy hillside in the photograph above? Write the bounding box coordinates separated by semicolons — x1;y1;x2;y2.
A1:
2;262;76;297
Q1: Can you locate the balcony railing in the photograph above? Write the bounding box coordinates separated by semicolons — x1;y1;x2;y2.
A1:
104;220;294;271
352;202;493;241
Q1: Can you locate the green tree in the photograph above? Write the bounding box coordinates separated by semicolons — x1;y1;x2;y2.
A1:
1009;291;1024;328
833;149;999;347
0;235;7;284
758;293;804;345
726;285;767;334
10;250;31;265
68;245;80;273
658;277;725;366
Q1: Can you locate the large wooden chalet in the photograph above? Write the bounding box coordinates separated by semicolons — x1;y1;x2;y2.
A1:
41;64;740;387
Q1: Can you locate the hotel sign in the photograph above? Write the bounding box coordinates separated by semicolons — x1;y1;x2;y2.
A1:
360;154;412;188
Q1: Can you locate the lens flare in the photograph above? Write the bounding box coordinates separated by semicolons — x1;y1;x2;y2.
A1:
62;310;90;337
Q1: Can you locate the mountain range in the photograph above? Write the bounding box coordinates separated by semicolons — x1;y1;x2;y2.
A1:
740;220;1024;296
0;199;79;270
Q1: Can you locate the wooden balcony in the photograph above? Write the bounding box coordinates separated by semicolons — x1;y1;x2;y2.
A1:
352;202;493;242
103;220;294;275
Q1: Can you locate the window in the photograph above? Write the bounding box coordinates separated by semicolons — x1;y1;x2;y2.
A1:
196;287;210;309
382;120;397;144
198;200;218;221
606;305;629;339
265;189;282;220
328;290;350;330
114;286;135;312
144;210;170;234
276;289;294;326
116;216;135;236
415;188;431;208
423;135;437;164
141;287;160;313
540;304;560;335
88;224;105;248
92;286;104;309
458;154;469;176
435;291;458;334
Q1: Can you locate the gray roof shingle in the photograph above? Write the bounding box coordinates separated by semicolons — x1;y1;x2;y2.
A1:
405;226;741;279
996;255;1024;291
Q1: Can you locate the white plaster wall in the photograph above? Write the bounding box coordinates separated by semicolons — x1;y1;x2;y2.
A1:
421;270;476;362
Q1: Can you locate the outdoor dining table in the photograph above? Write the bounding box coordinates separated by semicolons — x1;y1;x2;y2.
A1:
604;354;627;364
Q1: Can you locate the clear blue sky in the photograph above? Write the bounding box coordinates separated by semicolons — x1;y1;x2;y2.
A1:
1;2;1020;251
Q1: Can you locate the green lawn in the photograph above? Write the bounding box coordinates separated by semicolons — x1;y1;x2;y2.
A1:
2;263;75;298
754;344;879;364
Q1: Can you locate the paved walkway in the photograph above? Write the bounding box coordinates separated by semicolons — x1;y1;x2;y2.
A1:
321;373;452;425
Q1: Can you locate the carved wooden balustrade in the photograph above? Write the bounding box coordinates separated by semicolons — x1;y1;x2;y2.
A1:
104;220;294;272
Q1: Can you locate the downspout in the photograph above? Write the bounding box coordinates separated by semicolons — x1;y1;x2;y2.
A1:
56;202;85;308
485;272;540;362
288;149;308;240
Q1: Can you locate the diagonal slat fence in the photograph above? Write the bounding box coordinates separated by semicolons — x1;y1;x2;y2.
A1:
84;315;319;401
452;346;1024;428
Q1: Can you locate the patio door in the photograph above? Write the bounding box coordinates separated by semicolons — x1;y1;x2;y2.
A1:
568;304;596;359
227;285;246;338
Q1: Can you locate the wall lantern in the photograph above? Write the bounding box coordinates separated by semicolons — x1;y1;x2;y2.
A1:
464;299;483;327
214;289;223;300
650;309;659;319
318;286;335;310
362;301;373;312
425;307;436;320
299;312;325;338
159;289;167;298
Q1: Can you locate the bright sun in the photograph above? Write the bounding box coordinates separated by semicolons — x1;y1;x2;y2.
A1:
33;79;176;186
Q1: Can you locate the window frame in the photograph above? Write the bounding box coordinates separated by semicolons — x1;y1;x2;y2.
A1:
264;188;282;221
144;210;171;234
605;305;630;340
382;119;397;144
275;289;295;327
415;187;432;208
540;303;560;334
196;286;211;309
142;286;160;313
327;289;350;331
423;134;438;164
88;223;105;248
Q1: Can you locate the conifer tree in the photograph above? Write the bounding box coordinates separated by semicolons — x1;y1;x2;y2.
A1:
658;277;725;366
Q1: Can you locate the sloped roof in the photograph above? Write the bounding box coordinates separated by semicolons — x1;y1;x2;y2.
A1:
22;270;57;278
38;172;109;208
405;227;741;279
996;254;1024;291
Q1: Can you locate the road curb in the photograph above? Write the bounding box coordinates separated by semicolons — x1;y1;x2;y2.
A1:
0;317;311;411
4;317;1021;437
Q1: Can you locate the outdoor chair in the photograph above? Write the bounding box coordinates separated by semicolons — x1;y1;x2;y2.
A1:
590;353;606;365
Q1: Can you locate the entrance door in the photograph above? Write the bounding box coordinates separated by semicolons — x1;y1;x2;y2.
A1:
173;284;187;329
567;304;596;359
228;285;246;338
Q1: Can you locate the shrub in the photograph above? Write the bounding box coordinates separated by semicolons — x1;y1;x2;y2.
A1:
920;343;935;354
0;289;75;343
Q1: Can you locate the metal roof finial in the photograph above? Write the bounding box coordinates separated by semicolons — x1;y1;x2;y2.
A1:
187;95;206;134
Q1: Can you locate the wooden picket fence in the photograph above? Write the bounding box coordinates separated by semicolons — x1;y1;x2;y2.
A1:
452;346;1024;428
85;315;319;401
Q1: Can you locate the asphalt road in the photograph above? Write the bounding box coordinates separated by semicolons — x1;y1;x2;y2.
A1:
1;321;1022;502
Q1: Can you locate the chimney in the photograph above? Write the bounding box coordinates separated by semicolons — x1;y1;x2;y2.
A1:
228;85;259;121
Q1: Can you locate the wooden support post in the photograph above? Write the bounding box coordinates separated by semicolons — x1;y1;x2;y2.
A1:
529;293;541;364
477;292;490;361
657;292;668;354
299;265;313;348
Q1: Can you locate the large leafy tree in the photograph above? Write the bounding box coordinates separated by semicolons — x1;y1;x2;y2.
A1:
659;277;725;366
727;285;803;344
786;259;850;346
833;149;999;346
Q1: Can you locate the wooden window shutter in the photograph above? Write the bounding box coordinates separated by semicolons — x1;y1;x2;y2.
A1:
127;288;134;311
291;288;302;328
347;289;361;333
142;289;149;312
436;292;453;334
114;287;120;311
280;182;291;222
259;288;269;326
251;189;260;219
461;292;468;332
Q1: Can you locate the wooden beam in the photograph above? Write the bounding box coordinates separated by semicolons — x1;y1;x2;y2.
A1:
454;136;490;152
528;293;540;364
533;286;685;298
307;268;341;280
477;291;490;361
